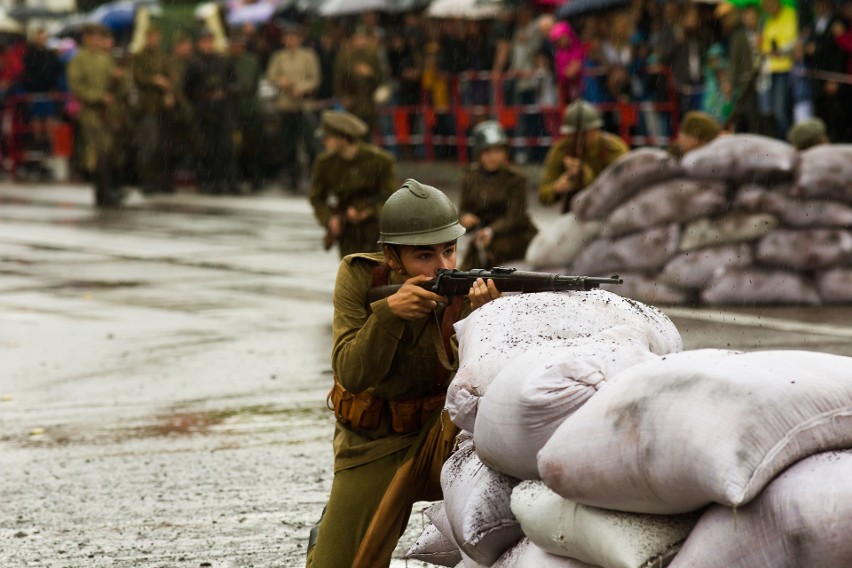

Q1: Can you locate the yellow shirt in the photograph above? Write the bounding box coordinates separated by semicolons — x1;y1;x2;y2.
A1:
761;6;798;73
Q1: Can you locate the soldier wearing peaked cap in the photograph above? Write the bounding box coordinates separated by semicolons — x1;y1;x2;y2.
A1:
309;110;397;258
305;179;503;568
537;99;629;209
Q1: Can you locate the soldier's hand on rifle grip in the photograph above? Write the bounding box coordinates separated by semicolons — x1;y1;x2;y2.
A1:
328;215;343;238
469;278;502;310
387;275;448;321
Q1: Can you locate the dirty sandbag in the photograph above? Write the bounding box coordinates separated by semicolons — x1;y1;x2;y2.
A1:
538;349;852;514
817;268;852;304
670;451;852;568
680;134;797;185
571;224;680;275
512;481;698;568
525;213;602;269
440;436;523;566
598;271;694;305
755;228;852;271
602;179;727;240
792;144;852;204
658;245;753;290
734;185;852;228
474;327;660;480
491;538;598;568
700;268;821;305
406;519;462;567
679;213;778;252
570;148;683;221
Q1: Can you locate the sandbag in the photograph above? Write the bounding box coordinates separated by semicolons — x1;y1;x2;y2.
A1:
570;148;683;221
512;481;698;568
602;179;728;239
491;538;598;568
474;326;661;480
700;267;821;305
407;520;463;567
755;229;852;271
538;349;852;514
448;291;683;433
604;271;694;305
817;268;852;303
734;185;852;228
680;213;778;252
669;451;852;568
571;224;680;275
441;436;524;566
792;144;852;204
658;245;753;289
680;134;797;185
525;213;603;269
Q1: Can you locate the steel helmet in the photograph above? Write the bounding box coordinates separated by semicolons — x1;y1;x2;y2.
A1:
472;120;509;156
377;179;466;246
560;100;603;135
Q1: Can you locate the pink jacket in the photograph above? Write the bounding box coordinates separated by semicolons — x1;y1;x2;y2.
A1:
550;21;585;100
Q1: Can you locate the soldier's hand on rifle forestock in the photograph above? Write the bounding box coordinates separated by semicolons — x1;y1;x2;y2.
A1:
553;172;574;195
387;275;448;321
328;215;343;238
346;206;372;224
460;213;480;230
469;278;502;310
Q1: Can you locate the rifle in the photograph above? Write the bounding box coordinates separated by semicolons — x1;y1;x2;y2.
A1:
561;102;586;214
323;211;344;250
367;267;622;304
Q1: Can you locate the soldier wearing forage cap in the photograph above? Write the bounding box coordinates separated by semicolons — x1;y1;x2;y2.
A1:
537;99;629;209
673;110;722;158
309;110;397;258
787;118;830;150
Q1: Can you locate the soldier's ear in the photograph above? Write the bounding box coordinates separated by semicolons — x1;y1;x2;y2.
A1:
383;245;404;275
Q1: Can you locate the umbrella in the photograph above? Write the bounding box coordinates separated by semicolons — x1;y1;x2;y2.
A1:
726;0;796;7
555;0;631;19
427;0;502;19
228;1;276;25
0;10;23;34
90;0;162;31
318;0;393;16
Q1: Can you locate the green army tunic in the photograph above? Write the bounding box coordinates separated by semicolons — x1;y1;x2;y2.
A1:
307;252;470;568
458;163;538;270
537;131;630;207
309;144;397;258
67;46;116;173
333;45;384;131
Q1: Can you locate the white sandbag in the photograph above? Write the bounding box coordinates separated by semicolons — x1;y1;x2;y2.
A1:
474;326;661;480
492;538;598;568
603;271;694;305
681;134;797;184
525;213;603;269
817;268;852;303
734;185;852;228
538;349;852;514
602;179;728;239
571;224;680;275
700;267;820;305
448;291;683;433
512;481;697;568
792;144;852;204
658;245;753;289
755;229;852;271
570;148;683;221
407;521;463;567
680;213;778;252
441;437;524;566
670;451;852;568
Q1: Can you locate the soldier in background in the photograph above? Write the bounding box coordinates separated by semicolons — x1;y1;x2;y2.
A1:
333;25;385;138
787;117;830;150
309;110;396;258
165;30;198;180
671;110;721;158
183;28;238;195
229;31;264;191
457;121;538;270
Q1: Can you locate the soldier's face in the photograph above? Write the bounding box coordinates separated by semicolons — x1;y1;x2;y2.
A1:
395;242;458;278
479;147;507;172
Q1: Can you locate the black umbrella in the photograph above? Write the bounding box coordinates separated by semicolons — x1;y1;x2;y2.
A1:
555;0;631;19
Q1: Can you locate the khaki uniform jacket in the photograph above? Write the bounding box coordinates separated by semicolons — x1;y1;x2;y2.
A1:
131;45;172;114
67;48;117;171
333;45;384;123
537;131;630;206
331;252;470;472
265;47;320;112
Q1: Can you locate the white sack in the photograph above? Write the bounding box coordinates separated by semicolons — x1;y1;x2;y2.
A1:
680;134;797;184
570;148;683;221
571;224;680;275
755;229;852;270
817;268;852;303
407;521;463;567
538;349;852;514
602;179;728;239
680;213;778;252
792;144;852;204
474;326;661;480
602;271;693;305
492;538;598;568
734;185;852;228
447;291;682;433
512;481;698;568
441;437;524;566
525;213;603;269
658;245;753;289
700;268;820;305
670;451;852;568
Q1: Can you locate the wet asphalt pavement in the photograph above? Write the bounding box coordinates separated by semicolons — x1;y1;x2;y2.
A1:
3;166;852;568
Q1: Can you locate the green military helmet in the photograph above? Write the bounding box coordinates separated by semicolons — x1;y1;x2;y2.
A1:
472;120;509;156
560;100;603;135
377;179;466;246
